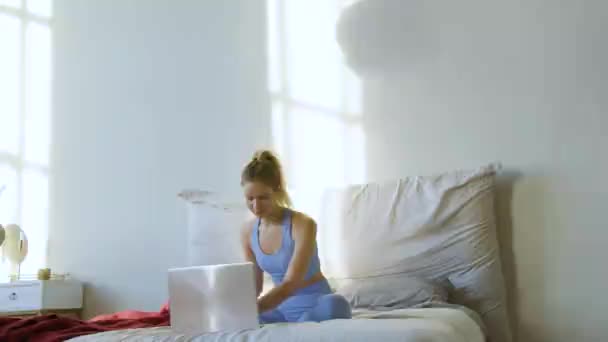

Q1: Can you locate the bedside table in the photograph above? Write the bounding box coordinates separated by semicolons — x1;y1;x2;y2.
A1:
0;280;83;318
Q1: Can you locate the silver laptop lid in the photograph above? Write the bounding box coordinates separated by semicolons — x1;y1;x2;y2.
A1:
168;262;259;334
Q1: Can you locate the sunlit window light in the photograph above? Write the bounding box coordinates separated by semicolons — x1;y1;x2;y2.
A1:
19;168;49;276
284;0;344;110
0;14;21;156
266;0;366;200
27;0;52;18
0;167;19;224
25;21;52;165
0;0;21;9
0;0;52;282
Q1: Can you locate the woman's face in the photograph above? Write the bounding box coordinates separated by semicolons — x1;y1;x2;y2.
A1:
243;181;275;218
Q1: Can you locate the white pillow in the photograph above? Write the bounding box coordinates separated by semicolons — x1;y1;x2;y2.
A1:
334;274;447;311
317;164;511;342
179;190;250;266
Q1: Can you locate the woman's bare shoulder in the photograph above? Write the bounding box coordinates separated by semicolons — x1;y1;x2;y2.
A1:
290;210;317;231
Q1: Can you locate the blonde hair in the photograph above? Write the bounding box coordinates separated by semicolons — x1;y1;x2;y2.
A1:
241;150;292;208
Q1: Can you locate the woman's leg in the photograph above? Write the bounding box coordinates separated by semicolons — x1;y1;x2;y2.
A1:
259;309;287;324
297;294;352;322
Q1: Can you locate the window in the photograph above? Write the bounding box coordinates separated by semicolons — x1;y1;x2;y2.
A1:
266;0;365;219
0;0;53;281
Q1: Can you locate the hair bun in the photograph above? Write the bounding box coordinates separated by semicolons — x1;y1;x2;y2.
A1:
253;150;274;163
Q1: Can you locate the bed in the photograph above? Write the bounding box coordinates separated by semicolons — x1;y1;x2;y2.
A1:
70;164;510;342
68;307;484;342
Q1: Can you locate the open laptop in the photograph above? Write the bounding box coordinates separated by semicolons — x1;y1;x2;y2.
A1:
168;262;259;334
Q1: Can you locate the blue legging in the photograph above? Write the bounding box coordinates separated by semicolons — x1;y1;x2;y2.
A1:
260;293;352;323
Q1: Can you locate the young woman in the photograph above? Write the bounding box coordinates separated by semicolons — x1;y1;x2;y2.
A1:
240;150;352;323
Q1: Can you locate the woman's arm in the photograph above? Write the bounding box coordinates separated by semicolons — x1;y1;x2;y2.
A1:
241;222;264;297
257;214;317;313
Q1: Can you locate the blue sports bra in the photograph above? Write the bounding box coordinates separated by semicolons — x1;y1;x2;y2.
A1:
250;209;322;286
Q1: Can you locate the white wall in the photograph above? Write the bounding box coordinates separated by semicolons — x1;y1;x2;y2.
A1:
49;0;270;317
341;1;607;341
49;0;608;341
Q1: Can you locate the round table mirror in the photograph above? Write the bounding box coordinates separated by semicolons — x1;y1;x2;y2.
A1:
2;224;28;280
0;225;5;249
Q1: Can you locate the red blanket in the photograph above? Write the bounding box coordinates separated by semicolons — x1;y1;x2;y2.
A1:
0;304;170;342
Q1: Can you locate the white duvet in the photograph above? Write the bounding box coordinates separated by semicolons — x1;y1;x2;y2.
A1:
68;307;484;342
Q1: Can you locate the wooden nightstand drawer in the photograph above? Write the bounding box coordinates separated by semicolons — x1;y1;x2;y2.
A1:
0;283;41;311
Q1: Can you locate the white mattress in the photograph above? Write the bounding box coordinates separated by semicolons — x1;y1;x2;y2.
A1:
68;307;484;342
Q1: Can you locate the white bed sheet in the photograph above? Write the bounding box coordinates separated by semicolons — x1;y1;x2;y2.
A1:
68;307;484;342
